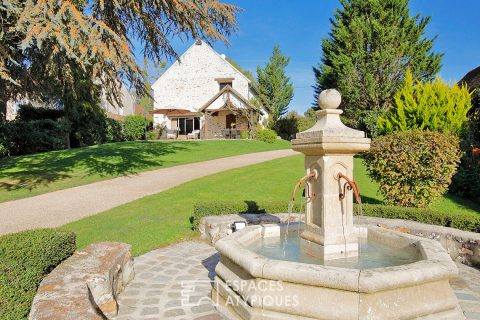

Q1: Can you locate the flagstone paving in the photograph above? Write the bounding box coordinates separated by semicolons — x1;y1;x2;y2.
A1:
115;241;480;320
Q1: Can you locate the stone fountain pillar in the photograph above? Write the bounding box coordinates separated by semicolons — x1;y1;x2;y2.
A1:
292;89;370;259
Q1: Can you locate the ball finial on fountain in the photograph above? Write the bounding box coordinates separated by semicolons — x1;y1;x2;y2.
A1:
319;89;341;110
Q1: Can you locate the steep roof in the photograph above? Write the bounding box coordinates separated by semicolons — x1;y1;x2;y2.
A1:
151;40;252;90
459;66;480;89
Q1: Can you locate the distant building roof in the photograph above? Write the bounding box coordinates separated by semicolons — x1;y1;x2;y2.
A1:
459;66;480;89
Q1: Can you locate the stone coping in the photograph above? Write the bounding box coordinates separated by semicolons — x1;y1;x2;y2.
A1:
215;224;458;294
202;213;480;268
357;216;480;268
29;242;134;320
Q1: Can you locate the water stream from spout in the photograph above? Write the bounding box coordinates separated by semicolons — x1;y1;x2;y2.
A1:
283;200;295;256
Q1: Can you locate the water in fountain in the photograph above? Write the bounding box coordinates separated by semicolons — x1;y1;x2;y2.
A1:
247;235;419;270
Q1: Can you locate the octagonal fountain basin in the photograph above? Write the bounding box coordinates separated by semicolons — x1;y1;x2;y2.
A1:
212;223;464;320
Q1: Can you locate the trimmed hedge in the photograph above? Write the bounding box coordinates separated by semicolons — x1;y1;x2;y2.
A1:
191;200;301;230
191;201;480;233
357;203;480;233
0;229;76;320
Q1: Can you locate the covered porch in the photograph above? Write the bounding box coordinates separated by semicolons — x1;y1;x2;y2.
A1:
199;85;259;139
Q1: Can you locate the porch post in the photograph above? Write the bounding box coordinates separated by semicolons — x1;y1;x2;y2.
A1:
204;111;208;139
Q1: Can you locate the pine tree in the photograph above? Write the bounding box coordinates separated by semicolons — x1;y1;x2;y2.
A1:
0;0;240;116
256;46;294;129
313;0;442;129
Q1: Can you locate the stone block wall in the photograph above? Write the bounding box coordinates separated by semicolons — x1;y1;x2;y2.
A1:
29;242;134;320
204;110;249;138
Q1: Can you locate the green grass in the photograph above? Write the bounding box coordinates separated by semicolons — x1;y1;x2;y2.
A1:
0;139;290;202
62;155;480;256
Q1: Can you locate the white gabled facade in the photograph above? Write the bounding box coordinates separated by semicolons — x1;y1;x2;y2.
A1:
151;40;265;138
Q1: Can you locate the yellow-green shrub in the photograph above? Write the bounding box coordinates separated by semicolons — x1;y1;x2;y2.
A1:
378;70;472;137
364;130;461;208
256;128;278;143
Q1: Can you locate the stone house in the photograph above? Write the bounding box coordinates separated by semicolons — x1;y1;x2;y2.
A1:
151;40;267;139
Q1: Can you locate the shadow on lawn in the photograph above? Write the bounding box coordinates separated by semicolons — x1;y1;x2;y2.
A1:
0;141;198;191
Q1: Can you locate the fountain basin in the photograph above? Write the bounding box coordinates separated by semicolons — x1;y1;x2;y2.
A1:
213;223;463;320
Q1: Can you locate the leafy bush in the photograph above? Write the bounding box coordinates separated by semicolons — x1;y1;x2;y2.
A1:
356;204;480;233
0;229;76;319
105;118;125;143
8;119;70;156
191;200;302;230
378;70;472;137
256;128;278;143
123;115;148;141
240;131;249;139
275;111;317;140
146;130;159;140
364;130;461;208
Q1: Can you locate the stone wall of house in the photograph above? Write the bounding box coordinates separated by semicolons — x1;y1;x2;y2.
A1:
152;41;252;117
203;110;249;138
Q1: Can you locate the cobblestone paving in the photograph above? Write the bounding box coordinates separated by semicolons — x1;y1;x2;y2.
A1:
116;241;480;320
451;263;480;320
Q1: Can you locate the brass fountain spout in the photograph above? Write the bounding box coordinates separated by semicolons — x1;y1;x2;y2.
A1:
337;172;361;204
291;171;318;202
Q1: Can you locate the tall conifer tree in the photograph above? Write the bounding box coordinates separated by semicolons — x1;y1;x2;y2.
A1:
313;0;442;129
257;46;294;129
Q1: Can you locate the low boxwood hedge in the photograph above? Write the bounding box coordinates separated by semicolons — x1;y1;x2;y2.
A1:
191;201;480;233
0;229;76;320
191;200;301;230
358;203;480;233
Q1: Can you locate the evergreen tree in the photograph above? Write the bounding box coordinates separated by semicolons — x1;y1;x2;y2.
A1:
313;0;442;129
377;70;472;137
256;46;294;129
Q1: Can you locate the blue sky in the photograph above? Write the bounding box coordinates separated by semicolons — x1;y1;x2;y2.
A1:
137;0;480;114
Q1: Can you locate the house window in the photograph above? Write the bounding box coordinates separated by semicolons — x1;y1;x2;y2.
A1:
215;78;234;91
176;117;200;135
219;82;232;91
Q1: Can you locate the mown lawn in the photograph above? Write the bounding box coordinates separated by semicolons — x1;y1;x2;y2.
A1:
62;155;480;256
0;139;290;202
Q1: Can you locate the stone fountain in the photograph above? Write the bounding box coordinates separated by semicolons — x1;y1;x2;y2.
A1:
212;90;464;320
291;89;370;259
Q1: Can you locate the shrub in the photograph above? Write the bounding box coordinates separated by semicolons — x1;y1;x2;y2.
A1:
0;229;76;319
364;130;461;208
8;119;70;155
256;128;278;143
240;131;249;139
146;130;159;140
356;203;480;233
191;200;302;230
123;115;149;141
105;118;125;143
378;70;472;137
